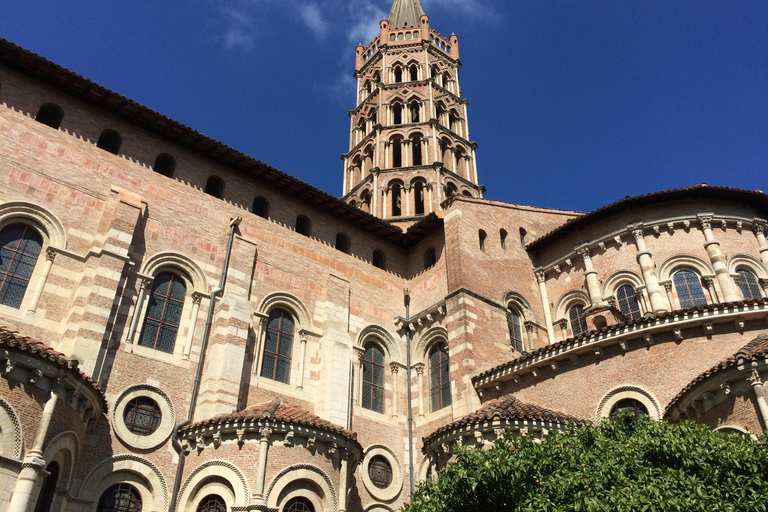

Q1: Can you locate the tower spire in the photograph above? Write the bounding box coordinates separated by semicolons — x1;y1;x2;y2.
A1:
388;0;425;28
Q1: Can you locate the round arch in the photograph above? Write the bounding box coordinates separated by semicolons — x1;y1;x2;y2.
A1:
553;289;591;321
141;251;207;292
357;325;402;363
657;254;715;282
77;454;168;511
0;201;67;249
0;398;23;459
596;385;662;422
258;292;313;332
601;270;645;299
727;253;768;279
503;291;536;323
265;464;337;512
177;460;249;512
413;326;449;365
42;430;79;491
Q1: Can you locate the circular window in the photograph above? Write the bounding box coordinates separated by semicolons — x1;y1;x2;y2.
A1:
610;398;649;419
123;397;162;436
113;385;175;450
368;455;393;489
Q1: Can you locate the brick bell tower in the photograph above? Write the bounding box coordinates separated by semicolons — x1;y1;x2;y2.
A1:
342;0;483;226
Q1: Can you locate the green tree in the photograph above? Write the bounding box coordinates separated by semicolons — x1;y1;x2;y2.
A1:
406;415;768;512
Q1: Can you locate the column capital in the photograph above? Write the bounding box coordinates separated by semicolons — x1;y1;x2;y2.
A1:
702;276;715;288
535;270;547;283
192;292;204;305
139;275;154;290
45;248;57;262
663;281;673;293
697;214;714;231
259;427;273;442
389;362;400;374
758;278;768;288
370;167;381;177
557;319;569;331
753;218;768;235
414;362;425;375
575;245;591;259
627;223;645;241
523;321;535;333
748;369;763;386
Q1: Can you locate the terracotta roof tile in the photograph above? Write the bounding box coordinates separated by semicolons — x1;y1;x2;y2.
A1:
422;394;587;449
473;298;768;385
665;334;768;414
0;326;107;409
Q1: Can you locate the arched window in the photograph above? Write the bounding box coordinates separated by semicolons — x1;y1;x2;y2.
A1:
413;181;425;215
372;250;386;270
410;65;418;81
97;483;142;512
737;269;762;299
478;230;487;252
412;135;423;166
673;270;707;308
204;177;224;199
616;284;642;320
260;308;294;384
391;182;402;217
153;154;175;177
424;248;436;269
35;104;63;129
519;227;528;247
445;183;458;198
410;101;420;123
429;343;451;412
500;229;508;250
295;216;311;236
283;497;314;512
138;272;187;353
392;103;403;125
33;461;60;512
196;494;226;512
360;190;372;214
568;304;588;336
394;66;403;83
252;197;269;219
0;224;43;309
507;309;524;353
97;130;122;155
362;342;385;413
609;398;649;420
335;233;350;254
392;139;402;167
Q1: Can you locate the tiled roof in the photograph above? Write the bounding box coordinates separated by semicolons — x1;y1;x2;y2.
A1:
422;394;587;448
181;397;360;444
526;184;768;251
0;326;107;409
665;334;768;415
473;298;768;385
0;38;442;248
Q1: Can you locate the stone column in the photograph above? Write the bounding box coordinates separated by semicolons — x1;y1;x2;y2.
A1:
748;370;768;430
698;215;740;302
183;292;204;359
252;314;268;375
253;427;272;502
338;450;349;512
663;282;676;310
8;379;62;512
371;168;380;216
524;322;535;351
403;140;411;167
414;363;425;418
389;363;399;419
355;348;364;406
297;331;308;390
127;276;153;344
576;245;602;306
426;184;434;215
28;249;56;314
702;277;719;303
759;278;768;297
535;271;556;344
557;319;569;341
752;220;768;265
629;224;668;313
404;185;411;217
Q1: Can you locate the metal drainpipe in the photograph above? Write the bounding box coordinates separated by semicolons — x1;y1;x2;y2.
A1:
169;216;242;512
404;288;415;499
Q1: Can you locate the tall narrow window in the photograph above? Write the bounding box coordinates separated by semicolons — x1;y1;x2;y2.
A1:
507;309;524;353
569;304;588;336
478;230;487;252
519;227;528;247
362;342;385;413
97;130;121;155
410;101;420;123
153;154;175;177
429;343;451;412
336;233;350;254
372;250;386;270
412;135;423;166
500;229;508;250
295;216;311;236
394;67;403;83
138;272;187;354
252;197;269;218
616;284;642;320
0;224;43;309
424;248;436;269
35;104;63;129
33;461;60;512
737;269;762;299
391;183;402;217
393;104;402;125
260;308;294;384
673;270;707;308
410;65;418;81
204;177;224;199
392;139;402;168
413;182;425;215
97;483;142;512
197;495;226;512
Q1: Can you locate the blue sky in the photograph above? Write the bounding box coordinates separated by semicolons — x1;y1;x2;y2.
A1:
2;0;766;213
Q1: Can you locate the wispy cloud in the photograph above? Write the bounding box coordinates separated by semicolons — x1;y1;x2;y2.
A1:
421;0;498;21
219;5;256;51
297;3;330;39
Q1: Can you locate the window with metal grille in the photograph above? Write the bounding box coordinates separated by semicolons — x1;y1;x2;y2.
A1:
33;461;59;512
429;343;451;412
196;494;227;512
616;284;642;320
97;483;142;512
138;272;186;353
0;224;43;309
260;308;294;384
568;304;588;336
737;269;762;299
123;397;162;436
362;342;385;413
507;309;524;353
368;455;393;488
673;270;707;308
609;398;649;419
283;497;314;512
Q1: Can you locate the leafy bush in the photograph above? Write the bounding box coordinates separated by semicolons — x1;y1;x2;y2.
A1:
405;415;768;512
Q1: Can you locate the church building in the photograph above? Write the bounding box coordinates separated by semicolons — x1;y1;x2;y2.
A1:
0;1;766;511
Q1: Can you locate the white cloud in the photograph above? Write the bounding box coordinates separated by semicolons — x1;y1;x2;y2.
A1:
421;0;498;20
298;3;330;39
